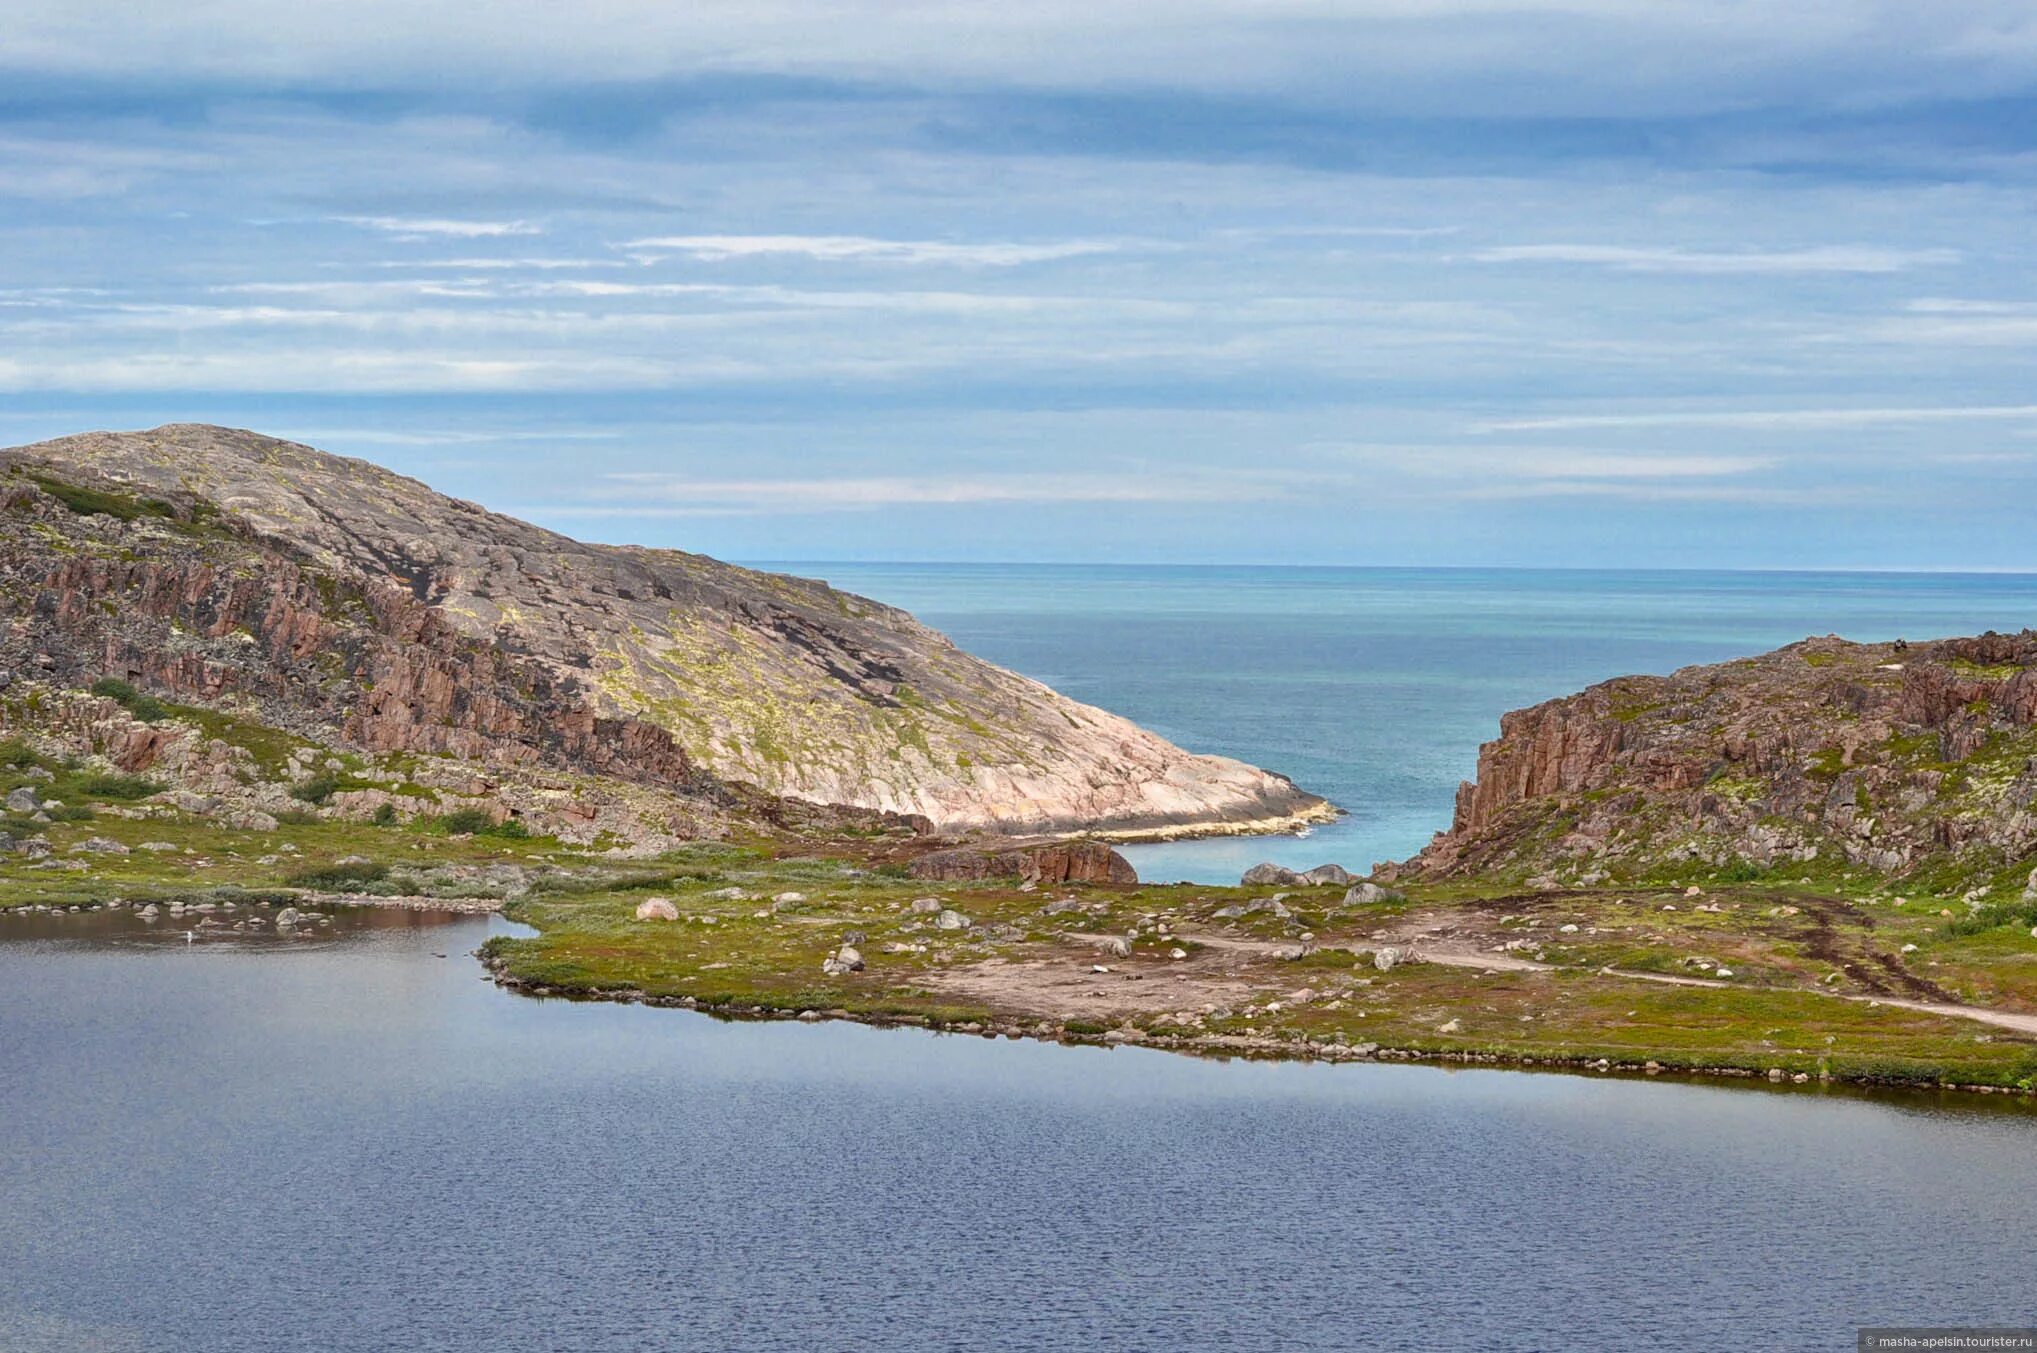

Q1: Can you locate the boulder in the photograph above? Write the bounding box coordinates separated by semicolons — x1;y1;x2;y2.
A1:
70;836;130;855
1373;946;1405;972
1342;882;1405;906
910;840;1136;886
1241;863;1299;886
634;897;680;921
909;897;944;914
1101;935;1132;958
5;786;40;813
935;909;972;931
1213;897;1291;921
1298;864;1354;886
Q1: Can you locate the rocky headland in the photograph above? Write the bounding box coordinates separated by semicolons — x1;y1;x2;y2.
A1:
1396;631;2037;897
0;425;1331;841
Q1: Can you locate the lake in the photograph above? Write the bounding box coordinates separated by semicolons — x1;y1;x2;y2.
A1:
3;907;2035;1352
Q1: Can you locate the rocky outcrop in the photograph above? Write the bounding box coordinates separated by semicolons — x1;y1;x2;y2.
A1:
0;425;1331;836
908;840;1138;885
1399;632;2037;884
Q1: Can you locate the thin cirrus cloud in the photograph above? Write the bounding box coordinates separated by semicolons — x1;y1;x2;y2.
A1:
574;472;1280;513
333;217;544;239
620;234;1123;266
1335;445;1771;479
1450;481;1861;505
1473;405;2037;433
1469;244;1960;274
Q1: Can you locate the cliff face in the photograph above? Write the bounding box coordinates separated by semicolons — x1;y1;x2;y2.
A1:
0;425;1329;837
1403;632;2037;883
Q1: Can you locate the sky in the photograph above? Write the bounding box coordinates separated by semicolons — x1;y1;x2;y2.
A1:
3;2;2036;568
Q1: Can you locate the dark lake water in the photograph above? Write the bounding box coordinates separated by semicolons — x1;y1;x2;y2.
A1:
5;909;2036;1352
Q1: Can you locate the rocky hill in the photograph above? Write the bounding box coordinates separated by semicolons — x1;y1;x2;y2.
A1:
0;425;1329;838
1399;631;2037;890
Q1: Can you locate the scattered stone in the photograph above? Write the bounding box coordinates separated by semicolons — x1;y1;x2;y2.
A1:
909;897;944;914
5;786;41;812
634;897;679;921
821;944;865;976
1169;947;1188;960
275;907;302;926
1373;946;1405;972
70;836;130;855
935;909;972;931
138;841;180;852
1101;935;1132;958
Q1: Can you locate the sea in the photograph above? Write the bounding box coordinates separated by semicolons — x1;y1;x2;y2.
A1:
774;565;2037;883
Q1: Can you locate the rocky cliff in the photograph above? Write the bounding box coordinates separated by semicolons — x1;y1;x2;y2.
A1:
1401;632;2037;887
0;425;1330;837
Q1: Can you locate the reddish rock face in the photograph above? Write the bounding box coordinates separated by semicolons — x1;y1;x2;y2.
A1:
1405;632;2037;882
909;840;1138;886
7;511;706;794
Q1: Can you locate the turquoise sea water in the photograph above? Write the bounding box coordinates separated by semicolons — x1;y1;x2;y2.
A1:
762;565;2037;883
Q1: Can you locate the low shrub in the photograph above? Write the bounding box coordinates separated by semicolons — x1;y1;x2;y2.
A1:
431;807;529;838
73;772;163;800
289;773;341;805
89;676;168;722
284;860;390;890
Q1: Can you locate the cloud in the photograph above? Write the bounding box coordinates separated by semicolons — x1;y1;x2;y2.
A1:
1449;480;1863;504
10;1;2037;120
1473;405;2037;433
621;234;1121;266
585;471;1279;511
334;216;543;239
1469;244;1959;274
367;257;625;270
